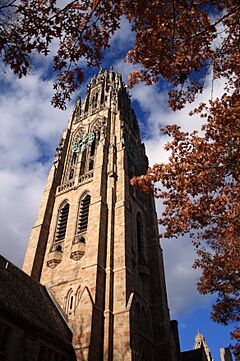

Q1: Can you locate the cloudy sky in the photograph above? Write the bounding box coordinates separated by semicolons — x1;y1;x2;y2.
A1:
0;17;234;360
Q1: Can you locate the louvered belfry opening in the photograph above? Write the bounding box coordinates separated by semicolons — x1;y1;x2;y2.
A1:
55;203;70;242
78;195;91;234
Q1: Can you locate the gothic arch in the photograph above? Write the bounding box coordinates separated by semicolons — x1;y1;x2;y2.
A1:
77;190;91;217
58;198;70;208
72;125;85;140
65;288;75;316
79;189;91;201
78;285;94;306
89;117;102;133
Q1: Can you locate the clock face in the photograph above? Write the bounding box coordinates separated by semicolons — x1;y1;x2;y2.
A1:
72;132;95;153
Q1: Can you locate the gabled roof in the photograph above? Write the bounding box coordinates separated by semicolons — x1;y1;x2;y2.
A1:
0;255;72;344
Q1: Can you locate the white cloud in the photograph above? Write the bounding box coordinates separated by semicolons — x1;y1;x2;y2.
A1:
114;59;136;83
110;17;134;57
0;70;71;267
161;236;213;318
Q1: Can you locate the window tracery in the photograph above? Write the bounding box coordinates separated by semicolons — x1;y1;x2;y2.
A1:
65;119;102;185
70;131;98;178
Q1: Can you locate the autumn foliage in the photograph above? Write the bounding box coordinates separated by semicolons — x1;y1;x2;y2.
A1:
131;95;240;356
129;1;240;355
1;0;240;356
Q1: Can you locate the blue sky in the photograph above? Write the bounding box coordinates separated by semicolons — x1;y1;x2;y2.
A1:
0;16;236;360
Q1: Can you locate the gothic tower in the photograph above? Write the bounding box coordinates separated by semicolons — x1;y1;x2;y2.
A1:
23;68;178;361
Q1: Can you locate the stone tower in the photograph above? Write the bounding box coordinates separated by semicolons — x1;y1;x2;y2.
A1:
23;68;178;361
194;330;213;361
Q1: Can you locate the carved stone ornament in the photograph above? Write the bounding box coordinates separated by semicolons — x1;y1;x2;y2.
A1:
70;251;85;261
70;240;85;261
46;249;63;268
72;132;95;153
73;98;81;122
54;137;64;162
47;259;61;269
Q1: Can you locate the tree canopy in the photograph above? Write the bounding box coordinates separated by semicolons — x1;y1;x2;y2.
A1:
1;0;239;356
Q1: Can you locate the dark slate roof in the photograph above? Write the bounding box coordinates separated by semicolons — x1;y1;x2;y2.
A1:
181;348;207;361
0;255;72;344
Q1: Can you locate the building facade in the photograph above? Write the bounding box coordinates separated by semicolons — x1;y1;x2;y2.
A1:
220;348;233;361
23;68;179;361
0;255;76;361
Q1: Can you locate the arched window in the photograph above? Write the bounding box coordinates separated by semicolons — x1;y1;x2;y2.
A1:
77;195;91;234
74;130;99;178
69;168;74;180
65;289;74;316
137;213;144;265
71;152;77;165
55;203;70;242
69;294;74;313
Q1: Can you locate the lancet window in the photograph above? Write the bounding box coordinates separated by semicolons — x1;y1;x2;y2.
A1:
79;148;87;176
92;90;99;110
69;168;74;180
65;289;75;316
67;151;78;181
77;195;91;234
88;135;96;171
54;203;70;244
